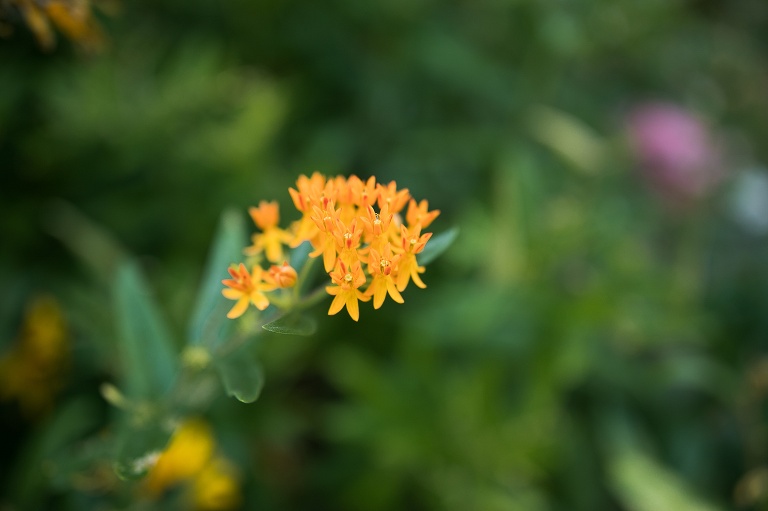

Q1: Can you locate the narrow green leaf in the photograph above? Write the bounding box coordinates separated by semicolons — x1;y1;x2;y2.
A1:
215;347;264;403
262;312;317;336
418;227;459;266
45;201;126;282
114;261;178;399
187;210;246;348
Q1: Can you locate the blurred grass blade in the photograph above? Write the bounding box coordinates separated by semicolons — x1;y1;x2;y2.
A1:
609;446;723;511
45;200;126;282
114;261;178;399
187;210;246;348
418;227;459;266
262;312;317;336
215;346;264;403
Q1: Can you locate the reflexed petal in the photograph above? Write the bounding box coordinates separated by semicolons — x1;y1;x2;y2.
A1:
410;266;427;288
386;279;404;303
227;297;250;319
222;288;242;299
369;278;387;309
250;292;270;311
328;294;346;316
345;293;359;321
323;242;336;272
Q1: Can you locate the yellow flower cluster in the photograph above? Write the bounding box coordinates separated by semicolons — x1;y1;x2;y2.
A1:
143;419;240;511
222;173;439;321
0;295;68;417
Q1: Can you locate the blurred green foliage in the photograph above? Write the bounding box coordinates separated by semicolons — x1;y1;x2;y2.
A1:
3;0;768;509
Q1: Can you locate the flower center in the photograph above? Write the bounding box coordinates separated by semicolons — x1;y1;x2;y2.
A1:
344;273;353;283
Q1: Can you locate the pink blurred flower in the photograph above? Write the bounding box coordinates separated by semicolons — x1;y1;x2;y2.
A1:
626;102;723;200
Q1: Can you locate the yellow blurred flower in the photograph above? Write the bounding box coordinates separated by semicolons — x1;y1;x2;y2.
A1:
1;0;106;52
144;419;215;495
0;295;68;417
143;419;240;510
193;457;241;511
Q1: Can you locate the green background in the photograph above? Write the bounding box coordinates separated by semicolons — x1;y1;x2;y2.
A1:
2;0;768;509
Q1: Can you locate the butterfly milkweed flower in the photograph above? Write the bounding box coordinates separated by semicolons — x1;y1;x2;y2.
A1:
326;260;370;321
224;173;440;321
245;201;294;263
221;264;275;318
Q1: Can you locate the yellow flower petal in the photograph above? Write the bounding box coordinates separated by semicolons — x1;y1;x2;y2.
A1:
221;289;241;300
328;293;346;316
226;297;250;319
345;292;360;321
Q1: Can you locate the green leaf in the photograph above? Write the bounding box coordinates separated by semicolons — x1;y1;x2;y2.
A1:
289;241;320;295
45;201;126;282
262;312;317;336
289;240;313;270
215;346;264;403
187;210;247;348
114;261;178;399
418;227;459;266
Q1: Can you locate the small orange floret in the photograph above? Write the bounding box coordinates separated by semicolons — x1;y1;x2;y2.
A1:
365;245;403;309
376;181;411;214
246;201;295;263
406;199;440;229
326;260;370;321
222;264;275;318
249;201;281;230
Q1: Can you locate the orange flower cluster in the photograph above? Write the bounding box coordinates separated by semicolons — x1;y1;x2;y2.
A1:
222;173;439;321
1;0;106;52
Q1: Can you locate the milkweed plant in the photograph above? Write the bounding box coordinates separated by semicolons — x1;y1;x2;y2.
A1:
80;173;457;505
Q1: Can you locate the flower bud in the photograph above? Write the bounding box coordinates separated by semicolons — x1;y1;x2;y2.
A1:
268;262;298;288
